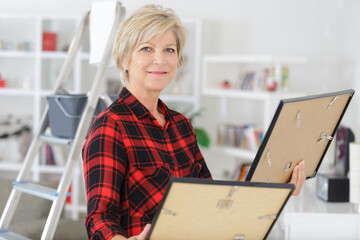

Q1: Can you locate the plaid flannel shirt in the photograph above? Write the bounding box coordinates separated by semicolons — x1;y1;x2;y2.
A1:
82;87;212;239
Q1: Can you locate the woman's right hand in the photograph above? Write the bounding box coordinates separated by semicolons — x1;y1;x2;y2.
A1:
112;224;151;240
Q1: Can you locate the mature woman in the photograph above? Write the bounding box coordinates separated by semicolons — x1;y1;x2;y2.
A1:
83;5;212;240
82;4;305;240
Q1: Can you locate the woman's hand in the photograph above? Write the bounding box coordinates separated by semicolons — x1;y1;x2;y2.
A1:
289;160;306;196
112;224;151;240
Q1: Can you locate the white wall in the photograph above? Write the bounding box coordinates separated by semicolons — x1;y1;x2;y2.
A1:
1;0;359;175
1;0;357;93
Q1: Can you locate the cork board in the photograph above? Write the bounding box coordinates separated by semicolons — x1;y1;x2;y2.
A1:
246;89;355;183
147;178;293;240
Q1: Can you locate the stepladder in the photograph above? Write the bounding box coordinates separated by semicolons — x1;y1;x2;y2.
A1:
0;2;125;239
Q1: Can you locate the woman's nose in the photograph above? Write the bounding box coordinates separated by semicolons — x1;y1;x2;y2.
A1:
153;50;167;65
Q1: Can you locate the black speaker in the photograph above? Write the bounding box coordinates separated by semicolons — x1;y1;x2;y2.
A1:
316;173;349;202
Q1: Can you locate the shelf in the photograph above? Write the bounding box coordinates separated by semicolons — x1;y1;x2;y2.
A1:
40;89;53;96
203;88;274;100
0;88;34;96
160;95;195;103
0;162;65;173
0;162;22;171
204;54;307;64
0;50;36;58
203;88;303;101
38;165;65;174
80;52;90;60
65;204;87;213
41;51;68;59
213;145;257;160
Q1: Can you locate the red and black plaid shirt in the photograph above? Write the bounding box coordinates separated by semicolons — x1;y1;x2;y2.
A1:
82;87;212;239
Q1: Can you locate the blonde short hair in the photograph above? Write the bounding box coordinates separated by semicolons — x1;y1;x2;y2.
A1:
112;4;187;85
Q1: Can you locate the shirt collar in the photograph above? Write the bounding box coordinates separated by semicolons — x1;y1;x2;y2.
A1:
119;87;174;123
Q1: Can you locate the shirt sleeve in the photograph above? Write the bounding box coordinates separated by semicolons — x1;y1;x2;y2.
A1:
82;114;128;240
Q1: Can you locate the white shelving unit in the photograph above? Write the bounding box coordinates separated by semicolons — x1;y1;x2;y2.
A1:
0;14;202;219
202;54;306;161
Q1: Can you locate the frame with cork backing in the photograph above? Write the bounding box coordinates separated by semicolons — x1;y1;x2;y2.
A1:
147;177;294;240
245;89;355;183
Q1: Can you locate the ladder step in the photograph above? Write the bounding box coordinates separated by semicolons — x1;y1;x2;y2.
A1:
39;135;73;145
12;181;70;201
0;230;32;240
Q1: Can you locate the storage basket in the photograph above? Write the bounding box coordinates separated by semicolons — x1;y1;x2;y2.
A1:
47;94;87;138
47;94;118;138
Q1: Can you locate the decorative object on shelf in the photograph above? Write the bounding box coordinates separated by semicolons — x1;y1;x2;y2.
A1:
188;108;210;148
2;41;15;50
281;67;289;91
61;43;70;52
0;74;6;88
21;76;32;89
266;66;278;91
334;125;355;176
0;114;32;163
42;32;57;51
221;79;232;89
16;41;32;51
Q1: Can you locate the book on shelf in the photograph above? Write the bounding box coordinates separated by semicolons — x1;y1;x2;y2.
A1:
43;144;65;166
217;123;263;151
42;32;57;51
233;163;252;181
45;144;56;165
233;66;289;92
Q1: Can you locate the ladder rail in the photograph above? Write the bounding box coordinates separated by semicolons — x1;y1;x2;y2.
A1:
53;10;90;93
0;7;88;229
0;107;48;229
41;3;125;239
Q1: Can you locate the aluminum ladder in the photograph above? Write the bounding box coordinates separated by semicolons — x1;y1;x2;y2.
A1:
0;2;125;239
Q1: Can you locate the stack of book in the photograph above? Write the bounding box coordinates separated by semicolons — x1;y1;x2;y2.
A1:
217;123;263;151
233;66;289;92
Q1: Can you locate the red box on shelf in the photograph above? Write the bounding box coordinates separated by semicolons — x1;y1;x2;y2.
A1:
0;75;6;88
0;79;5;88
42;32;57;51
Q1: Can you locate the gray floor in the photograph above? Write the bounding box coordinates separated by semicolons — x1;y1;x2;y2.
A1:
0;177;88;240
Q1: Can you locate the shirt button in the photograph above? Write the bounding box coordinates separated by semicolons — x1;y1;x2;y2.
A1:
163;134;166;138
172;160;175;164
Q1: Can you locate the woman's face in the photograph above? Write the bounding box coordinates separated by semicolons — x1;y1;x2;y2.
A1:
126;29;178;94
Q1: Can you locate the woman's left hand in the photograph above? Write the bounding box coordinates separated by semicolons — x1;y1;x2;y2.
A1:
289;160;306;196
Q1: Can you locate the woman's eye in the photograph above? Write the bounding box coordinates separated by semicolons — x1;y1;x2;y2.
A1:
141;47;151;52
165;48;175;53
